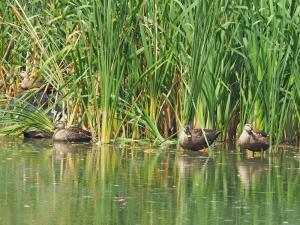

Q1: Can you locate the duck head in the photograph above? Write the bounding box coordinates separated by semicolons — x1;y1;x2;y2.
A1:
53;111;67;131
244;123;253;134
54;121;66;130
183;124;192;138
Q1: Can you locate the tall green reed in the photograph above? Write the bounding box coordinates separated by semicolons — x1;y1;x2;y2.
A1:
0;0;299;146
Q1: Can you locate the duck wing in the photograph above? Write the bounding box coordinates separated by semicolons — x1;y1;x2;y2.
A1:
248;135;270;150
247;129;270;151
23;131;51;138
252;128;268;137
192;128;213;136
69;128;91;135
192;129;221;142
191;128;203;136
67;128;92;141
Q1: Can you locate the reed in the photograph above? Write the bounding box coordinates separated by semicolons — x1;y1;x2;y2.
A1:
0;0;299;146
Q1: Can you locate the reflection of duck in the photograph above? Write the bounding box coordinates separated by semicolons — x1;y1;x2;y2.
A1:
53;142;91;160
176;151;213;177
53;121;92;142
237;158;268;189
53;142;91;153
22;136;52;148
293;152;300;161
177;157;202;177
179;125;221;151
237;124;269;157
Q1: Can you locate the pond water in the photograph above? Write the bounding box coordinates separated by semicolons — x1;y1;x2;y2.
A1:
0;137;300;225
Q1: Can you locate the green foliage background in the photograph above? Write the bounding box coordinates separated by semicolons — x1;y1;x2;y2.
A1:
0;0;299;145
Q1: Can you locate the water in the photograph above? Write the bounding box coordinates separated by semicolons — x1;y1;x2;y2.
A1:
0;137;300;225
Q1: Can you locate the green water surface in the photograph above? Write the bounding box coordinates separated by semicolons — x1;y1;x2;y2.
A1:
0;137;300;225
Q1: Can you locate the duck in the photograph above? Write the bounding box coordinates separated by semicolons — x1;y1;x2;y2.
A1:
179;124;221;151
53;121;92;142
237;123;269;157
23;130;51;138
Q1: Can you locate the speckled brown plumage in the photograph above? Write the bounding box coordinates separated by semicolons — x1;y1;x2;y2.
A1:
23;130;51;138
179;125;221;151
53;121;92;142
237;124;269;154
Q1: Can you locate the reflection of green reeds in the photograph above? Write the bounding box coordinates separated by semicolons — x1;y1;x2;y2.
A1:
0;1;299;144
1;141;300;224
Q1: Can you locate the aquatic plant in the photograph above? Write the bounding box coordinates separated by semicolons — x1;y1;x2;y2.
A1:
0;0;299;146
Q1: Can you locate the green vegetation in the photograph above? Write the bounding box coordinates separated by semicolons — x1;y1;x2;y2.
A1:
0;0;299;145
0;140;300;224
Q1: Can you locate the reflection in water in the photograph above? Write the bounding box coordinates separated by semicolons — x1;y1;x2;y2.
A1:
237;158;268;189
53;142;91;160
22;137;52;147
0;138;300;225
176;151;212;177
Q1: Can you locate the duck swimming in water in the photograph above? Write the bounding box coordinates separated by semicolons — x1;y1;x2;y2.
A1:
237;123;269;157
23;130;51;138
179;124;221;151
53;121;92;142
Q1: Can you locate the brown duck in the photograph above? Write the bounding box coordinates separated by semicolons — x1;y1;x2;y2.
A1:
53;121;92;142
23;130;51;138
179;125;221;151
237;123;269;157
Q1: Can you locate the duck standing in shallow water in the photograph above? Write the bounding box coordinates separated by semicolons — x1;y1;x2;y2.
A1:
179;125;221;151
237;123;269;157
53;121;92;142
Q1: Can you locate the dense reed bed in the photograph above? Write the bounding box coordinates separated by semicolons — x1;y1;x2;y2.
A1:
1;140;300;224
0;0;299;145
